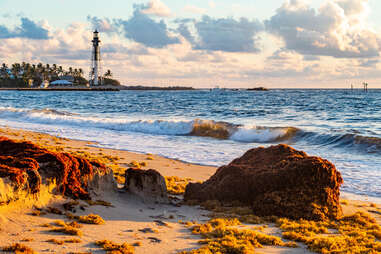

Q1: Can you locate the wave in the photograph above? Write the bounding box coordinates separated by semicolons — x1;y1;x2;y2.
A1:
0;107;299;143
0;107;380;152
231;126;300;143
296;132;381;154
189;119;299;142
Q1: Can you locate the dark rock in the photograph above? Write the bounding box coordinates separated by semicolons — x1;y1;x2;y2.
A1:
0;136;115;204
125;168;169;204
184;144;343;221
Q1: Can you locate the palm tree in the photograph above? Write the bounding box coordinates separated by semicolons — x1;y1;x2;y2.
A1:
11;63;21;79
58;66;63;77
0;63;9;79
104;69;113;78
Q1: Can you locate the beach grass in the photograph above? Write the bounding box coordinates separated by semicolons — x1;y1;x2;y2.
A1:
2;243;37;254
95;239;135;254
180;218;297;254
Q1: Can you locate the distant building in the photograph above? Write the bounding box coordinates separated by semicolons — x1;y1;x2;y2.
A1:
50;80;73;86
60;75;75;82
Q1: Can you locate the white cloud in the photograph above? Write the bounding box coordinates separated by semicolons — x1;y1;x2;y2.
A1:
87;16;117;34
178;16;264;52
141;0;172;18
266;0;381;58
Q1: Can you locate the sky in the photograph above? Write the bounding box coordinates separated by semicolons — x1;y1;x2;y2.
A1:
1;0;381;88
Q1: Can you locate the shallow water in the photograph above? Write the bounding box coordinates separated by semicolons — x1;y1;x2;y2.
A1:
0;89;380;198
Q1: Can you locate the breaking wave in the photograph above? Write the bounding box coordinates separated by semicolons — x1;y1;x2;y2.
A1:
0;107;380;152
0;107;299;143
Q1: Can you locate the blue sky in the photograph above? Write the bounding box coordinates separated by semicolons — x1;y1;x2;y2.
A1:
3;0;381;25
1;0;381;88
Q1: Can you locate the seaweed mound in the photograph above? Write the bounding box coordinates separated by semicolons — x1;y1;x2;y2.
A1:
184;144;343;221
0;136;113;202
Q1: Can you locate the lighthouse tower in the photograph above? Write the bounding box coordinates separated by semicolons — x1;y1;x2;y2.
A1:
90;30;102;86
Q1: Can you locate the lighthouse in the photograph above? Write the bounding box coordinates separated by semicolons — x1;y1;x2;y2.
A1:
90;30;102;86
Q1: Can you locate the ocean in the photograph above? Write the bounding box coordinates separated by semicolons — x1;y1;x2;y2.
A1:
0;89;380;198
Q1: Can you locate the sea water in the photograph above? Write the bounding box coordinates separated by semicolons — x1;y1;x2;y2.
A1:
0;89;380;198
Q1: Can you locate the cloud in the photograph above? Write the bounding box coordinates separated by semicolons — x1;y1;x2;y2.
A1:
359;58;379;67
116;5;180;48
179;16;264;52
177;22;196;45
87;16;118;34
0;17;49;39
141;0;171;17
266;0;381;58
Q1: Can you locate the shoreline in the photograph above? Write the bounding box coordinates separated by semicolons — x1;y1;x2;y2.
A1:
0;126;217;181
0;87;120;91
0;125;379;204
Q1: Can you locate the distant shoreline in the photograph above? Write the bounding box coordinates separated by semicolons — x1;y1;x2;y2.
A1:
0;87;120;91
0;85;197;91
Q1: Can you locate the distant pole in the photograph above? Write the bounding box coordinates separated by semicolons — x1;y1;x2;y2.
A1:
351;84;353;91
363;82;368;92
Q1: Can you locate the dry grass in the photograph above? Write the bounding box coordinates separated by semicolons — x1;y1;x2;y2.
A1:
184;198;381;253
95;240;135;254
278;211;381;253
77;214;105;225
64;238;82;243
65;212;105;225
47;238;82;245
128;160;140;168
165;176;193;195
181;218;297;254
49;226;83;236
2;243;37;254
189;200;268;225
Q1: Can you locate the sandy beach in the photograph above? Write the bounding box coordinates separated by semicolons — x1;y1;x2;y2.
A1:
0;126;380;254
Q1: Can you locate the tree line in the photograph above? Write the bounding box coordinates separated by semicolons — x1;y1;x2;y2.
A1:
0;62;119;87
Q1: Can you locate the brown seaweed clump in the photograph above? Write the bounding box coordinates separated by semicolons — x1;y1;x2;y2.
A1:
2;243;37;254
180;218;297;254
0;136;109;200
95;240;135;254
185;144;343;221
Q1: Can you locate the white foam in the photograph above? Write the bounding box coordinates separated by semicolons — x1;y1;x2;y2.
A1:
230;126;289;142
0;107;194;136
